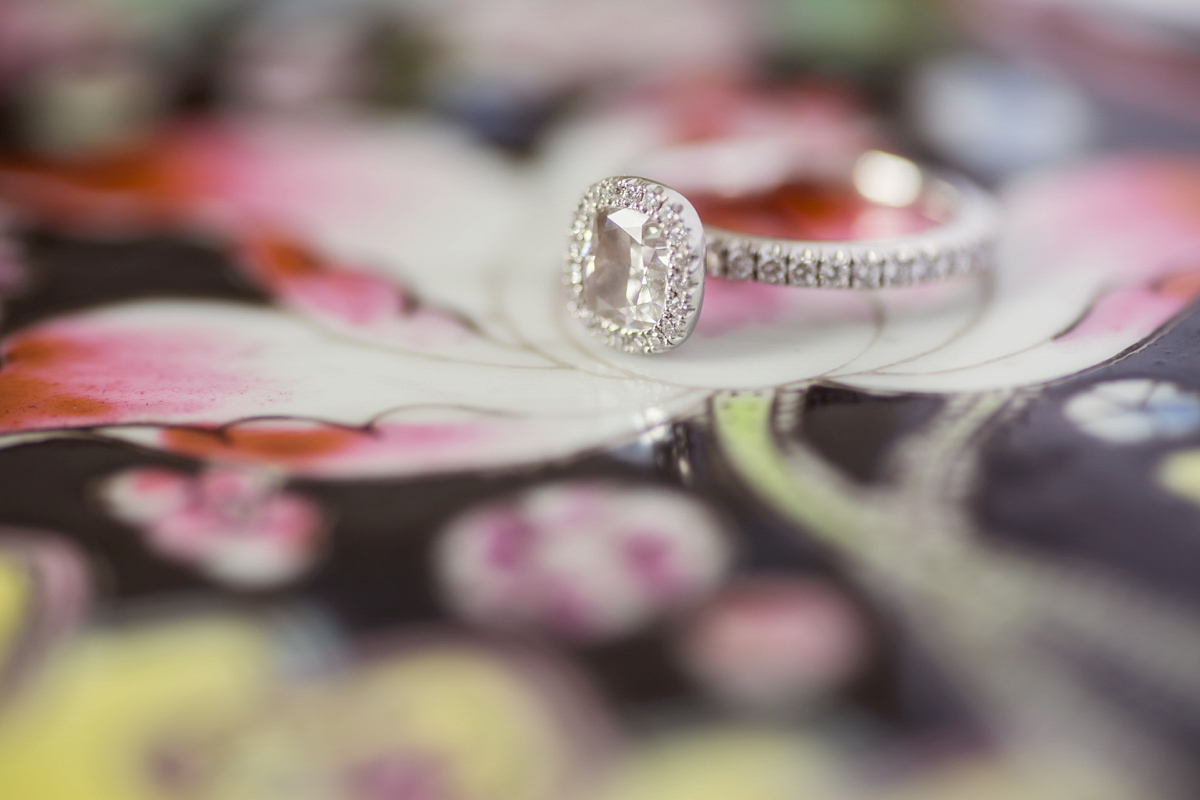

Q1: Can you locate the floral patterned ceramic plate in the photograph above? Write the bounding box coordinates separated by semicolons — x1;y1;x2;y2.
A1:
0;83;1199;799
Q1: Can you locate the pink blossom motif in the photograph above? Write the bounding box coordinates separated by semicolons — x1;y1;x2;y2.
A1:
436;483;731;642
238;232;471;350
677;578;869;711
98;466;325;588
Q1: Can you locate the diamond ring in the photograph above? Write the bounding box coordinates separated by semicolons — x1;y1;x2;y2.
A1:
563;151;999;354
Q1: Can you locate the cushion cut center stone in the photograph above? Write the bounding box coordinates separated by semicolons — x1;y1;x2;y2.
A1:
582;206;670;333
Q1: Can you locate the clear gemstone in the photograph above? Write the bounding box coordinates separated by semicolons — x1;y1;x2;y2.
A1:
852;252;882;287
819;251;849;287
581;207;670;333
726;249;755;280
758;256;786;284
788;250;818;286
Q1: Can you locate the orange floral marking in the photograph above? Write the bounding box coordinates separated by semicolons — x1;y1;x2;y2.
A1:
1157;267;1200;300
0;335;113;429
0;136;199;226
163;425;362;466
241;233;325;282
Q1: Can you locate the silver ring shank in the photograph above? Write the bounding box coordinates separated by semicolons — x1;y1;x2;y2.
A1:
702;171;998;289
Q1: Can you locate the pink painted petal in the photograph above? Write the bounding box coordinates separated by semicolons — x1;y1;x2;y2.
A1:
0;313;293;432
1003;157;1200;287
1056;274;1200;346
238;233;472;350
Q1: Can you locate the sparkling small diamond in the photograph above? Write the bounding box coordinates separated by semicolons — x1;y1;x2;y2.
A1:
852;252;882;287
581;206;671;333
758;253;786;284
727;249;755;280
788;250;818;286
819;251;850;287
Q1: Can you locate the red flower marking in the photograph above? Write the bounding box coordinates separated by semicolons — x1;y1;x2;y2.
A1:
690;180;934;241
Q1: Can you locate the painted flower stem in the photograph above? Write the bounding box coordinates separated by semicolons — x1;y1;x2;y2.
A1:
711;389;1188;797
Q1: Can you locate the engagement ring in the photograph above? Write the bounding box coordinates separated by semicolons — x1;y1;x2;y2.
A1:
563;150;999;354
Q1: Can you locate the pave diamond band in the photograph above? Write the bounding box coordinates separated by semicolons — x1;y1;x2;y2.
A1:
703;171;997;290
564;152;999;354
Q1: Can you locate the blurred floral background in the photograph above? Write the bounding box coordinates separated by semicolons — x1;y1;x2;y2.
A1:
0;0;1199;798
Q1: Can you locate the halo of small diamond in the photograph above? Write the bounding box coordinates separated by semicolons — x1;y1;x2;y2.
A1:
564;176;706;355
